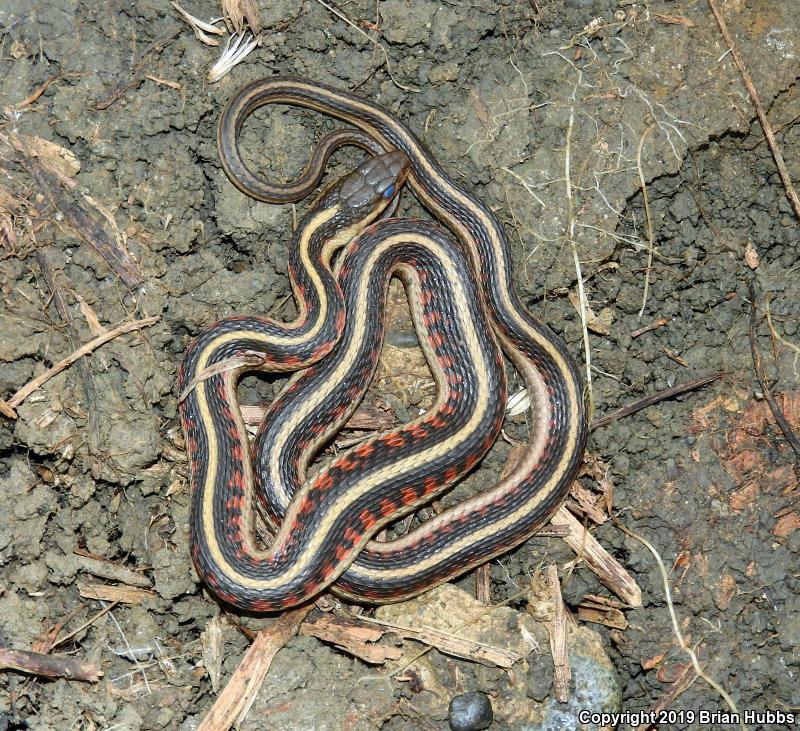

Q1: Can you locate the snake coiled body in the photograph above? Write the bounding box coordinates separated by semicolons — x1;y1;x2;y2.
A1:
178;77;588;611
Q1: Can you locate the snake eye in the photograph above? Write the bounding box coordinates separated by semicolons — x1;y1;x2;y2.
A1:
382;184;395;199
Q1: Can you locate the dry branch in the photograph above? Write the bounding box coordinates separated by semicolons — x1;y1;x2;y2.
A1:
0;647;102;682
3;316;159;416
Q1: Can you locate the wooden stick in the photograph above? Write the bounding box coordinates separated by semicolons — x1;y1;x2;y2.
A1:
550;506;643;607
590;373;723;431
0;647;102;682
4;316;158;414
546;566;571;702
197;605;312;731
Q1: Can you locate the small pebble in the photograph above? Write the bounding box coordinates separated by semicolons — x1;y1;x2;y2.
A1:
448;691;493;731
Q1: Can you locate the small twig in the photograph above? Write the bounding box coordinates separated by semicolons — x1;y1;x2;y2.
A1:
614;521;743;730
707;0;800;221
748;283;800;460
0;647;102;683
4;316;159;415
631;318;668;339
15;71;86;109
52;601;120;650
590;372;724;431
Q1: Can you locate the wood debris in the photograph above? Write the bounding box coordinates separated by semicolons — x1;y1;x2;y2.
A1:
77;582;156;605
197;605;312;731
0;647;102;683
299;612;402;665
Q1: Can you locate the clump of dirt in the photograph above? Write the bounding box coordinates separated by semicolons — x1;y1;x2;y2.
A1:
0;0;798;729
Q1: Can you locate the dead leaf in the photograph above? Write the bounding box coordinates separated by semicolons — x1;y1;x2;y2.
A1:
714;573;737;610
773;512;800;538
221;0;261;34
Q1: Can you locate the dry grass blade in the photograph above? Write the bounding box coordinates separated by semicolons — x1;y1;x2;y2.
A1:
177;351;268;403
636;124;656;318
173;2;225;45
707;0;800;221
220;0;261;35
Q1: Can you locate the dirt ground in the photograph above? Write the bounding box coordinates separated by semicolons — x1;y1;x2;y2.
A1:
1;0;799;729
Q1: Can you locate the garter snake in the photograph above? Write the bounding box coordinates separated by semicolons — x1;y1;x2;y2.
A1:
180;77;588;611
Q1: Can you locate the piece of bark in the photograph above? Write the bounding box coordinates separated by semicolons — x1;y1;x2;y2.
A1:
299;612;402;665
73;549;152;588
77;582;156;604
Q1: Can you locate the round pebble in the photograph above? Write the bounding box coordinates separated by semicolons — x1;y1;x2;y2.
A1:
448;691;493;731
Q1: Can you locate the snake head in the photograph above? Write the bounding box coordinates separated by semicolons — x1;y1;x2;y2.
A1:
337;150;410;211
317;150;410;247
